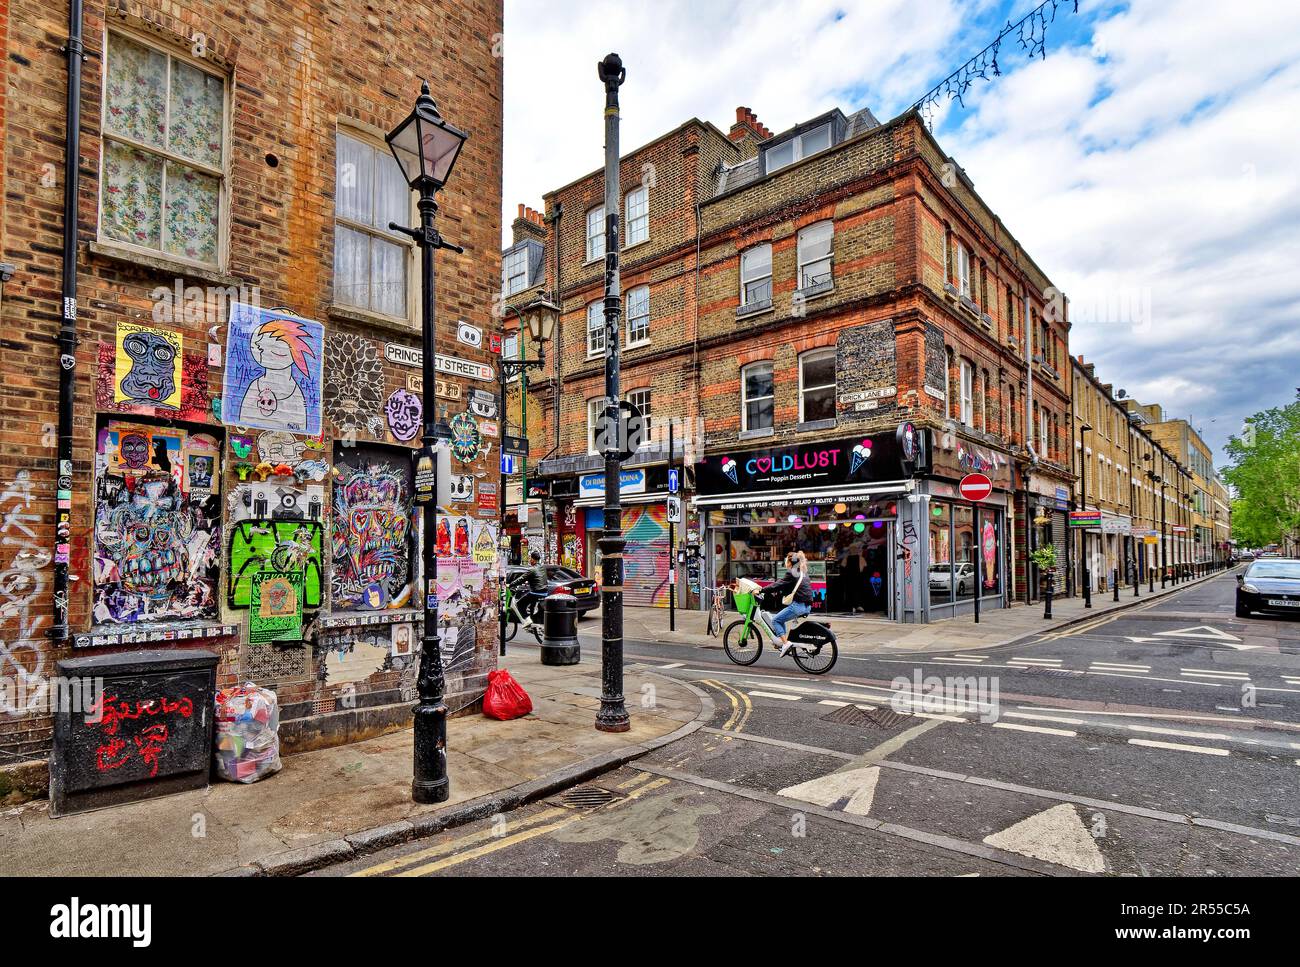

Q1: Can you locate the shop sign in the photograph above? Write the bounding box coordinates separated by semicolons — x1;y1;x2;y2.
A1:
1172;525;1189;534
696;431;909;497
1070;510;1102;527
1101;518;1132;535
1055;487;1070;511
579;468;645;498
477;483;498;512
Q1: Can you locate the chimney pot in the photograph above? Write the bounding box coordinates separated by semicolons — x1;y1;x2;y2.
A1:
517;203;525;219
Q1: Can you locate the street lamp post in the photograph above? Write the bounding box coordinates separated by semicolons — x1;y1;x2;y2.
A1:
386;81;468;805
497;300;558;656
595;52;630;733
1079;424;1092;608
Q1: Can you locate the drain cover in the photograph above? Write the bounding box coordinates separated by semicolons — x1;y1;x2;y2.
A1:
820;704;875;727
558;785;623;810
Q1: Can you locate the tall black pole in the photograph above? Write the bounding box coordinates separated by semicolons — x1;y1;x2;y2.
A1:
595;52;630;733
972;504;981;624
498;357;508;657
412;186;449;803
1080;427;1091;608
1160;479;1168;588
668;420;675;632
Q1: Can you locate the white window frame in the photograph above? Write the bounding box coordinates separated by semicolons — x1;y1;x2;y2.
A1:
959;360;974;426
742;361;774;433
98;28;230;269
586;301;605;357
956;242;971;298
797;220;834;291
502;332;521;383
764;123;831;174
798;348;837;424
740;243;773;307
625;285;650;346
626;387;652;449
333;128;416;321
586;206;605;263
587;397;605;455
502;247;529;296
625;185;648;246
1039;408;1050;456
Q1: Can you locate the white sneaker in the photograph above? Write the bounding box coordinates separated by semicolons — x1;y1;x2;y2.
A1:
777;639;794;656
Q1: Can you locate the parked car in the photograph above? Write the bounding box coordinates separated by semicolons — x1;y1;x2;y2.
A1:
929;562;975;597
506;564;600;617
1236;558;1300;618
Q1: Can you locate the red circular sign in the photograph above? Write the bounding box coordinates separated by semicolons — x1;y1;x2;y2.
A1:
958;473;993;502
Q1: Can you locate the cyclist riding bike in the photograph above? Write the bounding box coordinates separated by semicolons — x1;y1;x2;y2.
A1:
763;551;814;656
516;549;549;621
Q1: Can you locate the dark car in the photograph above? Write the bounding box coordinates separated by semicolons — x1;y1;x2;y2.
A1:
1236;558;1300;618
506;564;600;617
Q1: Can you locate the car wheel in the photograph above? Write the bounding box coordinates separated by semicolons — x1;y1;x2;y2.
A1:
1235;603;1251;618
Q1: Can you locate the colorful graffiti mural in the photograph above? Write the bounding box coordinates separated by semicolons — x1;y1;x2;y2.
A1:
331;446;414;611
221;302;324;434
623;504;671;608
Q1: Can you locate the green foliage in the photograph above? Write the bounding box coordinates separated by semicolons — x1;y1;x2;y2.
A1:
1029;544;1057;572
1223;399;1300;549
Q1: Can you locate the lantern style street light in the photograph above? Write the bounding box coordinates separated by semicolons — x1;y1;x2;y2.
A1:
386;81;468;805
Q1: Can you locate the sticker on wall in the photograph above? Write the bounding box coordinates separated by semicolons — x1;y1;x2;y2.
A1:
331;447;415;611
104;424;184;477
256;430;307;468
323;331;385;437
448;411;481;463
447;473;474;502
97;340;211;422
471;520;497;565
391;622;415;658
184;446;219;497
385;387;422;442
221;302;324;434
115;322;183;410
249;569;304;644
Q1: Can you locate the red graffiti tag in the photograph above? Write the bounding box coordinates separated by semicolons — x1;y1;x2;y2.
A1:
88;693;193;776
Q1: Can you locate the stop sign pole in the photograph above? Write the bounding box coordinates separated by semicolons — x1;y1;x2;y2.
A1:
959;473;992;624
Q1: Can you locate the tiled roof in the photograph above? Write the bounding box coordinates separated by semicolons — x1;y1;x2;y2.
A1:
712;106;882;197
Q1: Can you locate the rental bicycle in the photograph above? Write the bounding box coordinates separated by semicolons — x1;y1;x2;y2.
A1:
722;578;838;674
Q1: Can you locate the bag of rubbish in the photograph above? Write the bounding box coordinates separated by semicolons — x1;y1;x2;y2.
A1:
482;669;533;721
214;682;283;783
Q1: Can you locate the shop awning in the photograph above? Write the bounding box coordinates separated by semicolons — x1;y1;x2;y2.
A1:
574;491;667;509
691;480;913;509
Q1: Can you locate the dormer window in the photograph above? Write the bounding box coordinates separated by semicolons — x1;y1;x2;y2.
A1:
764;123;832;174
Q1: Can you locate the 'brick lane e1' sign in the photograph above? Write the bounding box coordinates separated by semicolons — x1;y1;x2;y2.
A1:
51;650;218;816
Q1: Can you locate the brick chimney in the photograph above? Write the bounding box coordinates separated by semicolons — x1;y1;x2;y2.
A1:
511;203;547;246
728;106;772;161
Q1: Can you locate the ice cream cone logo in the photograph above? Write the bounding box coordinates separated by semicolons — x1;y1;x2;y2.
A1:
721;456;738;484
850;439;873;474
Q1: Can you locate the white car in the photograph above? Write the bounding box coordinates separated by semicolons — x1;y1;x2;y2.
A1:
929;562;975;596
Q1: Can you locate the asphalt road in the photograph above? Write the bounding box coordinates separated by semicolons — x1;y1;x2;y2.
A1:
314;570;1300;877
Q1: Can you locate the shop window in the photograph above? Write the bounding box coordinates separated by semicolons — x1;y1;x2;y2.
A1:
586;205;605;262
740;243;772;307
99;31;226;266
93;419;222;625
331;443;416;611
742;361;774;432
798;349;836;423
334;131;412;319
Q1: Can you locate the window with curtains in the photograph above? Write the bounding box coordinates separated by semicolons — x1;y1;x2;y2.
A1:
742;361;774;432
625;185;648;246
586;301;605;356
799;349;836;423
625;285;650;345
99;31;226;266
334;131;412;319
586;206;605;262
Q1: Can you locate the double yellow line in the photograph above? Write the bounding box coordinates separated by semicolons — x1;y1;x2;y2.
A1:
695;678;752;732
349;772;668;877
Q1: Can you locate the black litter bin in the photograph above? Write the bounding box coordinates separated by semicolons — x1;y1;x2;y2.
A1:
541;593;580;666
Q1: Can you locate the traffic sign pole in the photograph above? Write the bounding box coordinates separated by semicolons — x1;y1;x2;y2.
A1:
958;473;992;624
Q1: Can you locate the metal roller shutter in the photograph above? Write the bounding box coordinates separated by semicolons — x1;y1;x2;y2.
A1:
622;504;671;607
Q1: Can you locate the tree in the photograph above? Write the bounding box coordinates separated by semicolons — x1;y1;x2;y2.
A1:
1222;399;1300;551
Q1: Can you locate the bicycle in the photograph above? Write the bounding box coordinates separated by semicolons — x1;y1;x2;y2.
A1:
722;578;838;674
706;584;729;637
501;580;543;644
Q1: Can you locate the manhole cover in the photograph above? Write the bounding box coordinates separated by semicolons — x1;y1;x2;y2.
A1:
558;786;623;810
863;706;909;729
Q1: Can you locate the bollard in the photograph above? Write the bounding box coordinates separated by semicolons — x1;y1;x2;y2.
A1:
1113;568;1120;602
1149;569;1155;593
540;593;581;666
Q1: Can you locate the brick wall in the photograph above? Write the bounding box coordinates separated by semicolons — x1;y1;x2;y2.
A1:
0;0;503;779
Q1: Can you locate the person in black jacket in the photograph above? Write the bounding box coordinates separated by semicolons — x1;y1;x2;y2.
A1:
765;551;814;655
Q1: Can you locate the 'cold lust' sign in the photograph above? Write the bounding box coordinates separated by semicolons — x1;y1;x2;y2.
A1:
696;431;907;496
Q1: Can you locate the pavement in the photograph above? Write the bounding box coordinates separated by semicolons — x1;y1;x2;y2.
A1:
316;569;1300;877
583;568;1235;655
0;652;708;877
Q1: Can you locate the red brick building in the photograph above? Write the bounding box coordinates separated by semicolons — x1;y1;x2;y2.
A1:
512;104;1074;621
0;0;504;799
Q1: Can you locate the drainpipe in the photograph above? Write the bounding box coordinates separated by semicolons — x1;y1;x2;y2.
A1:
52;0;86;642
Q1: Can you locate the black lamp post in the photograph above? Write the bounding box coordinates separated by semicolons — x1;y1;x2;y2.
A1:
497;298;558;656
1079;424;1092;608
1147;468;1167;589
386;81;468;805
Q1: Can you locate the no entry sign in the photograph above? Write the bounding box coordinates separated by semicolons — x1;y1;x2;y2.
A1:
958;472;993;502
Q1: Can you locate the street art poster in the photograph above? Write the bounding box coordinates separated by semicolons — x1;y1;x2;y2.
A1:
323;331;385;437
385;388;422;443
114;322;183;410
448;411;481;463
97;339;211;422
92;421;220;626
391;622;414;658
228;515;324;610
623;504;671;608
331;445;415;611
471;520;497;565
249;569;304;643
221;302;324;435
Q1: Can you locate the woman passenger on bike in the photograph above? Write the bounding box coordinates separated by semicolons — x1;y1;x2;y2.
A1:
766;550;813;655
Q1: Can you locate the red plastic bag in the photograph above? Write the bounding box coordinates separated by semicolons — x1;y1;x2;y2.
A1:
482;669;533;720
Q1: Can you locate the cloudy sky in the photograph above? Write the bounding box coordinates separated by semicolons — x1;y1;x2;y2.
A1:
501;0;1300;461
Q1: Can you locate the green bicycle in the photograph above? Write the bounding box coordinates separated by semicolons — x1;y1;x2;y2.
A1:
722;578;839;674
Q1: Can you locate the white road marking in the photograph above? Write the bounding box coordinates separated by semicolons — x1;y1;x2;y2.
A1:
747;690;802;701
1010;657;1063;665
947;656;985;663
1156;625;1242;642
779;766;881;816
1003;711;1086;726
1089;662;1150;671
912;712;969;723
1181;670;1250;681
992;722;1078;737
658;662;685;669
984;803;1105;874
1128;724;1231;742
1129;738;1230;756
1087;669;1222;687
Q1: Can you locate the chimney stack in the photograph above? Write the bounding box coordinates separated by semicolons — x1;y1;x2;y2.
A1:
511;203;547;246
728;106;772;161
